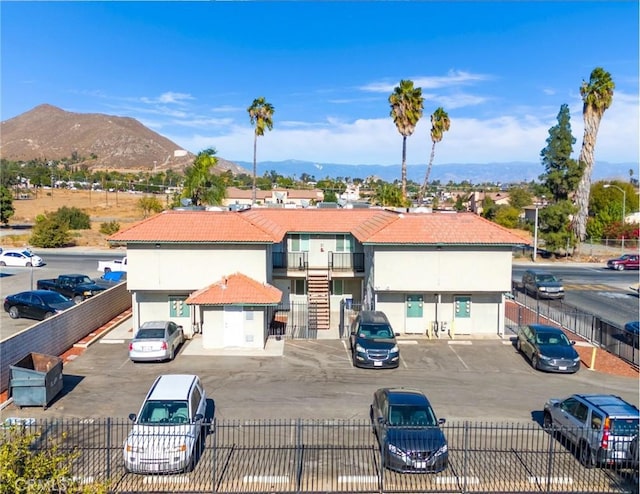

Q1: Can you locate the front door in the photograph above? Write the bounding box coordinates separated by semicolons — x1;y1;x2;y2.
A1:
405;295;424;334
223;306;244;347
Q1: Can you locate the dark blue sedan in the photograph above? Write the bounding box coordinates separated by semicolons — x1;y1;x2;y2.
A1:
516;324;581;373
4;290;75;320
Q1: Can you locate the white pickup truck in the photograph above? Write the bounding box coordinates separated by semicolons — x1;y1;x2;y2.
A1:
97;256;128;273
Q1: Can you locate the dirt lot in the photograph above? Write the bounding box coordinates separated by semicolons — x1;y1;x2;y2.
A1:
2;188;153;248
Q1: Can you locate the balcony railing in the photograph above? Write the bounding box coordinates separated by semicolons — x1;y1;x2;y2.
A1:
329;252;364;272
272;252;308;271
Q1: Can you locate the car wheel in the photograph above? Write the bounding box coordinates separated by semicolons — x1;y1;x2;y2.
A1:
73;295;84;304
0;261;6;266
515;338;522;352
8;306;19;319
169;347;175;361
543;412;553;430
43;312;54;319
579;442;595;468
617;264;625;271
531;354;540;370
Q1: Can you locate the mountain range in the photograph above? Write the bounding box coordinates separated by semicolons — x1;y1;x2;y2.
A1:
1;104;635;184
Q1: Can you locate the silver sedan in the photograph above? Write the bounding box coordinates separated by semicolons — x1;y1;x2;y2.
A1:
128;320;184;362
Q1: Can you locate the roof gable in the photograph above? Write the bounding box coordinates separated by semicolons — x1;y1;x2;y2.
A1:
185;273;282;305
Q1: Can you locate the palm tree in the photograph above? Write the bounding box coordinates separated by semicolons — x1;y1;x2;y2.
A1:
247;97;275;205
418;107;450;203
573;67;615;242
182;148;225;206
389;80;424;202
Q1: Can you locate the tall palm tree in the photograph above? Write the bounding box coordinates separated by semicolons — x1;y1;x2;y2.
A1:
573;67;615;242
389;80;424;202
418;107;450;203
247;97;275;205
183;148;225;206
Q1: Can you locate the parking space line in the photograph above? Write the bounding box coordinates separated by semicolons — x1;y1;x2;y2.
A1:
341;339;351;361
338;475;377;484
447;345;469;370
528;476;573;485
243;475;289;484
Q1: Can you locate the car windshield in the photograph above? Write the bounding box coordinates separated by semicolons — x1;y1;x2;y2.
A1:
20;250;34;257
388;405;437;426
611;418;639;436
138;400;189;424
135;328;165;339
359;324;393;339
536;274;557;282
535;332;570;346
75;276;92;284
40;291;71;303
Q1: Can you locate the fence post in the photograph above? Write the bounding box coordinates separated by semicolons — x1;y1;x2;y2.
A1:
211;418;217;490
545;423;555;493
106;417;111;480
463;421;470;492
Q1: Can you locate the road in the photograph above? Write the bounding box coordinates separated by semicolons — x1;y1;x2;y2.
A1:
0;250;123;339
512;263;639;327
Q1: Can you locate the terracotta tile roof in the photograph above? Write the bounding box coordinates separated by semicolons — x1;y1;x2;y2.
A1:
361;212;529;245
240;208;397;235
109;208;529;246
108;210;282;243
185;273;282;305
226;187;271;200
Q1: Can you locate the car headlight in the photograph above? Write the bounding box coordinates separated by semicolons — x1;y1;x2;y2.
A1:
433;443;448;457
355;344;365;353
166;443;188;453
83;291;92;296
539;286;548;292
389;345;399;353
539;354;551;361
388;443;408;459
125;443;144;453
574;357;581;362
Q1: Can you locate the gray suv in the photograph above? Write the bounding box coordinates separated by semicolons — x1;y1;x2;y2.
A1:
522;269;564;299
350;311;399;368
543;394;639;468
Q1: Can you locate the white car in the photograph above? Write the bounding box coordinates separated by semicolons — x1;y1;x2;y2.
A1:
124;374;207;474
0;249;44;267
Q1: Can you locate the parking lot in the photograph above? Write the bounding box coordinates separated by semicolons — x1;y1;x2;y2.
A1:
3;325;637;423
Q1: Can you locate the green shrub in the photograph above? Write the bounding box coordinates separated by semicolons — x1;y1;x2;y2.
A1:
52;206;91;230
29;213;71;248
0;425;110;494
99;220;120;235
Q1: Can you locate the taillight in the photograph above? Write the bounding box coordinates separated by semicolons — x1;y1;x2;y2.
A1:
128;343;133;351
161;342;167;350
601;417;611;449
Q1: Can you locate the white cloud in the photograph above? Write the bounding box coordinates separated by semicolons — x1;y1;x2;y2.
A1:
167;89;638;166
359;70;492;93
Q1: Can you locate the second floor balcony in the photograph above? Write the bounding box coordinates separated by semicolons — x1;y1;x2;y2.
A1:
272;252;364;273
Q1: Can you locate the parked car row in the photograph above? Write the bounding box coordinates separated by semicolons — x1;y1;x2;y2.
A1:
123;375;638;477
3;271;127;321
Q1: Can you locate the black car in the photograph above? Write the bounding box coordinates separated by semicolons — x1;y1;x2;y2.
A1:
370;388;448;473
349;311;399;368
516;324;581;373
4;290;76;320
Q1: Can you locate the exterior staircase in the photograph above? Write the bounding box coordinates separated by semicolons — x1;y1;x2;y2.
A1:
307;272;330;331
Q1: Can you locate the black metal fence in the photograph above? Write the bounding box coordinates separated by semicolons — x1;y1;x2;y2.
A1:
510;284;640;369
3;419;637;493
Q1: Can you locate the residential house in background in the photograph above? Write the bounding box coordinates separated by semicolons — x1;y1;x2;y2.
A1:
224;187;324;208
109;208;528;350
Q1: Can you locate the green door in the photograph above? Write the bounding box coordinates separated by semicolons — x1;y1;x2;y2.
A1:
406;295;423;318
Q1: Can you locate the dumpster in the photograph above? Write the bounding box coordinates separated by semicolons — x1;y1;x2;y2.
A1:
10;352;63;409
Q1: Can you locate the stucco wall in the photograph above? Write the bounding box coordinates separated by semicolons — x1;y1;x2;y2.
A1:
126;244;268;290
200;306;267;349
373;247;513;292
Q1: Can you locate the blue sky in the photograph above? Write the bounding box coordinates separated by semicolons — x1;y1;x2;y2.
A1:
2;1;638;167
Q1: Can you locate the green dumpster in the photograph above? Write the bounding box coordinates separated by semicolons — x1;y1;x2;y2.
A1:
10;353;63;409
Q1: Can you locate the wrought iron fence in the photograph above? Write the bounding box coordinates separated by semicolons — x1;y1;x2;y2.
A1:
509;284;640;369
2;418;637;493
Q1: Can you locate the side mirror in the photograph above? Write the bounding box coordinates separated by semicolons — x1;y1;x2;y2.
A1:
194;413;204;422
377;417;385;424
553;402;560;408
438;418;446;425
128;413;136;422
571;341;576;346
394;332;400;337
